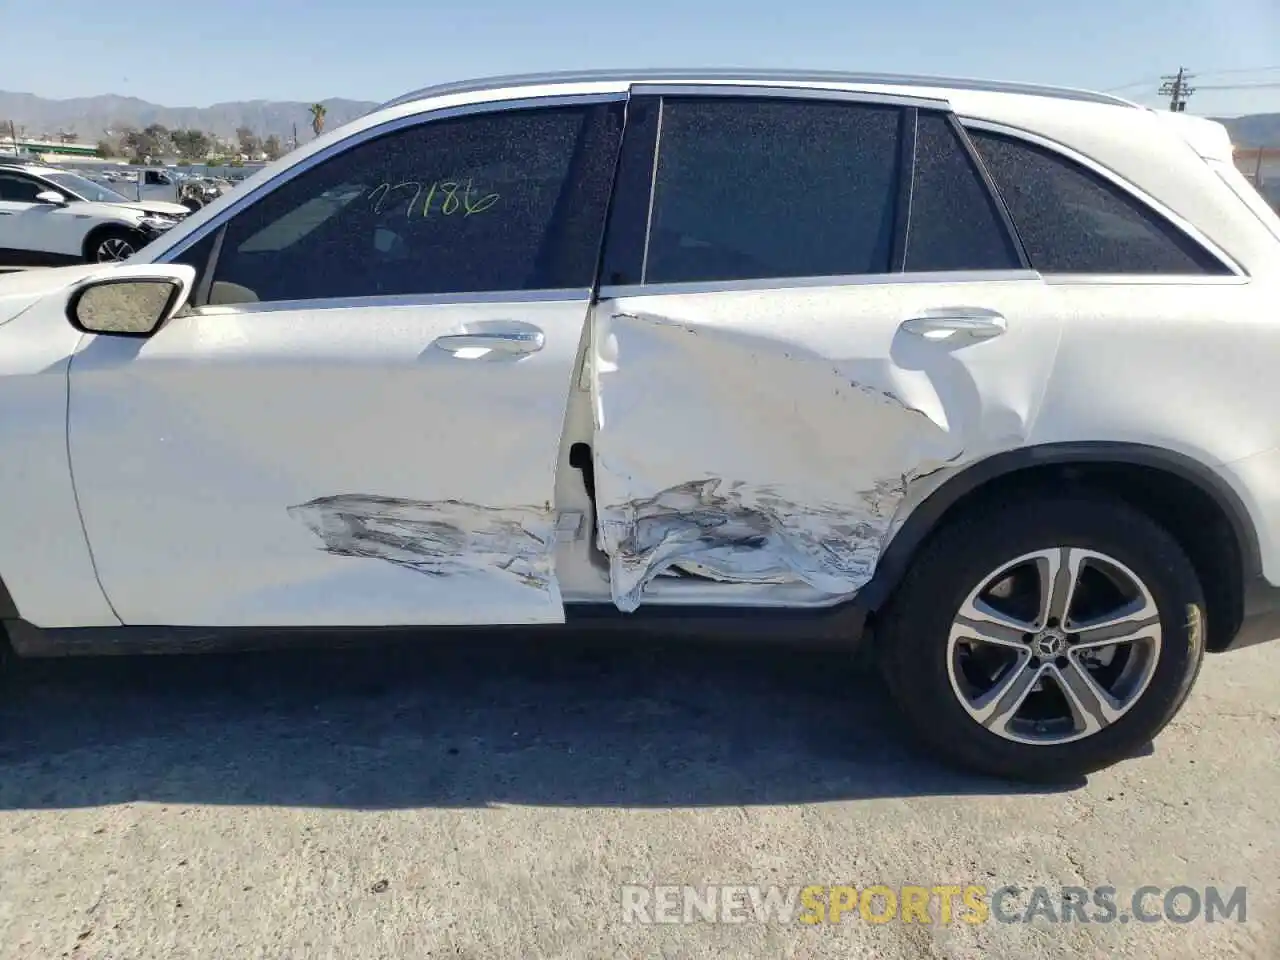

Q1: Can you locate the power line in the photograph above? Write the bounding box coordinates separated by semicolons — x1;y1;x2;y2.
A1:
1195;82;1280;91
1159;67;1195;111
1191;64;1280;78
1103;64;1280;93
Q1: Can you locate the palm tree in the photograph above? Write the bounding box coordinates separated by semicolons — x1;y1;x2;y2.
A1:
309;103;327;139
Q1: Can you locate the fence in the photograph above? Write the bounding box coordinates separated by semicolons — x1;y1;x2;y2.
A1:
1234;147;1280;211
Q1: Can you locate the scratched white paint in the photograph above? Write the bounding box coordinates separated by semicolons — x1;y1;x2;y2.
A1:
63;296;589;626
590;281;1066;611
288;495;558;594
598;477;900;612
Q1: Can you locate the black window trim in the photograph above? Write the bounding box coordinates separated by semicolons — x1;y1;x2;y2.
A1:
887;107;918;272
960;117;1244;278
935;111;1032;271
596;95;660;288
153;90;630;308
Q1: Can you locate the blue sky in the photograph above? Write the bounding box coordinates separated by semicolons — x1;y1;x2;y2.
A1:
5;0;1279;116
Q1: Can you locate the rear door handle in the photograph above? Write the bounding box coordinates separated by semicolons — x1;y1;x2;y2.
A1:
900;310;1007;342
434;330;545;355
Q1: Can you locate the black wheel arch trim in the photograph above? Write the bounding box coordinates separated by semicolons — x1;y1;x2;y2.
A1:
857;441;1262;614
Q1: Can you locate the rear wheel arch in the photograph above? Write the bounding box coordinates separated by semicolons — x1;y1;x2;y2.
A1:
863;442;1259;652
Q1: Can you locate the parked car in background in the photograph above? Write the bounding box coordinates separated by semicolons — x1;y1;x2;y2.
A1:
0;163;187;264
0;70;1278;782
7;166;190;218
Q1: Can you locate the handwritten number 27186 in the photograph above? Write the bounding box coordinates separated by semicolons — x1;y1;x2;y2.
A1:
367;179;500;218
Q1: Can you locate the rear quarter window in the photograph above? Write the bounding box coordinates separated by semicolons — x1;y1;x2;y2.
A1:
967;129;1231;275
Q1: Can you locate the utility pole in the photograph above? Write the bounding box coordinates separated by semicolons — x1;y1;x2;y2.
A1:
1159;67;1195;112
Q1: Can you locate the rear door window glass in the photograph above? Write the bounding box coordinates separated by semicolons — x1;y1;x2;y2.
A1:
644;97;902;284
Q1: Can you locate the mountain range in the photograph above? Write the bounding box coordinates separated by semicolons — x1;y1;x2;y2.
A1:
1215;114;1280;149
1;90;1278;148
0;92;379;141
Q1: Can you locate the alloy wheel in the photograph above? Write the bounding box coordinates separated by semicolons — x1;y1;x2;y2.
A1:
95;237;135;262
945;547;1162;745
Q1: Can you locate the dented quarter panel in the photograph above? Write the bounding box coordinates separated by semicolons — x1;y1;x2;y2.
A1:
591;277;1066;611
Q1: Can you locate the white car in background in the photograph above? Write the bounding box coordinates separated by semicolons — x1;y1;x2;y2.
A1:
0;70;1278;783
0;163;188;266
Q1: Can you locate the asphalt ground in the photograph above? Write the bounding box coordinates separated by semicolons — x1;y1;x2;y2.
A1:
0;631;1273;959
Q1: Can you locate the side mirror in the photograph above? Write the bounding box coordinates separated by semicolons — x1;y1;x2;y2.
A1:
35;190;67;206
67;264;196;337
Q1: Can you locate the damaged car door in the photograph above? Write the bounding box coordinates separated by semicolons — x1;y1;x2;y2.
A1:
67;97;623;626
589;89;1066;611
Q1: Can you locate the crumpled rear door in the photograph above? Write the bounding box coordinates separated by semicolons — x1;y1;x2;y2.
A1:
585;88;1065;613
589;278;1063;612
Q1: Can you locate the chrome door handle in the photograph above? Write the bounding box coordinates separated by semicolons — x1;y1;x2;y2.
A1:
434;330;545;355
900;310;1007;342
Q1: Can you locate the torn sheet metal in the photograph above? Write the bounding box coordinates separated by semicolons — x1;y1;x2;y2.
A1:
288;495;557;593
600;477;903;610
591;304;1042;612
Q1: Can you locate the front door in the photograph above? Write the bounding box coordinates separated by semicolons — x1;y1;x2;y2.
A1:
0;171;72;258
68;98;624;626
588;90;1066;611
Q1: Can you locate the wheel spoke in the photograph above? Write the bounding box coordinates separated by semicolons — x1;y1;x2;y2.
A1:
954;595;1034;648
966;653;1040;731
1072;596;1160;650
1035;547;1086;628
946;543;1164;747
1050;657;1126;736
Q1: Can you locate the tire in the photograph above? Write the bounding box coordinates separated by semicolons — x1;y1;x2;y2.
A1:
84;226;143;264
878;494;1206;783
182;197;203;213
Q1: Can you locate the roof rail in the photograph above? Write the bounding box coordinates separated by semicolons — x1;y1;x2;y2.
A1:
376;68;1140;112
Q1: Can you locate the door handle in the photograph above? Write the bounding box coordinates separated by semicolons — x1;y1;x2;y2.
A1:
434;330;545;355
900;310;1007;342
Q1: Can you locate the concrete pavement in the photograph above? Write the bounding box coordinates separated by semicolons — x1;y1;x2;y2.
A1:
0;632;1273;958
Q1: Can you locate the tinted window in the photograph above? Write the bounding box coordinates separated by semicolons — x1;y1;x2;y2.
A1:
209;104;620;304
0;173;43;203
905;113;1021;272
968;129;1229;275
168;229;219;306
644;98;901;284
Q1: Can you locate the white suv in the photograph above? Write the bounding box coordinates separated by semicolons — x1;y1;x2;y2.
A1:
1;70;1278;782
0;164;188;266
